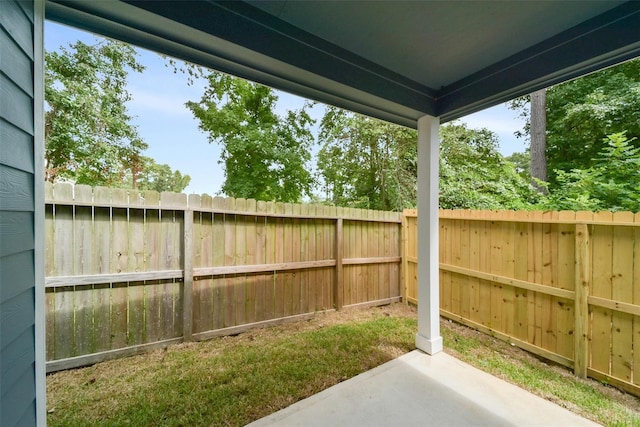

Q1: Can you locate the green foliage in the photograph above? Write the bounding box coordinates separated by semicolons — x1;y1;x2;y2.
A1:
509;58;640;189
317;111;539;211
45;39;147;186
505;151;531;181
546;59;640;186
542;133;640;212
317;108;417;211
186;72;315;202
134;157;192;193
439;123;541;210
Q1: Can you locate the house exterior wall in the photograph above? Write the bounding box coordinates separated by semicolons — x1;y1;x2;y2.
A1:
0;0;43;425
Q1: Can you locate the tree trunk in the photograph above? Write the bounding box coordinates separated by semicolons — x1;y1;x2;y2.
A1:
530;88;547;194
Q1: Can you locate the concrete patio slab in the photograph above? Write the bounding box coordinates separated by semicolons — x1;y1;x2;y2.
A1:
248;350;599;427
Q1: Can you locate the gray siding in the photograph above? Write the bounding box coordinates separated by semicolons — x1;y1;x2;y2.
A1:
0;0;38;426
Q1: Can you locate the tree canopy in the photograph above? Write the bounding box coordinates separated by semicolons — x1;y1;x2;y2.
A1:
439;123;541;210
317;107;417;211
187;72;315;202
509;58;640;190
317;109;540;211
541;133;640;212
132;157;192;193
45;39;147;186
547;59;640;183
45;38;191;192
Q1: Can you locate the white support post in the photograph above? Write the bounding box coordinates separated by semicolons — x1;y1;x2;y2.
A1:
34;1;48;425
415;115;443;355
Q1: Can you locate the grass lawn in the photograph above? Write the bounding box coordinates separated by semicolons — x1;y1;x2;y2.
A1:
47;303;640;426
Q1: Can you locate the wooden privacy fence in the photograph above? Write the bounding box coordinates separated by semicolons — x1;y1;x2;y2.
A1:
404;209;640;397
45;183;402;371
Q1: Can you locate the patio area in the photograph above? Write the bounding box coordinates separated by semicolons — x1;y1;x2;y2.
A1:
249;350;598;427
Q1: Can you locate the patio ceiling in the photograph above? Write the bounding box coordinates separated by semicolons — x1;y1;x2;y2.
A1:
46;1;640;127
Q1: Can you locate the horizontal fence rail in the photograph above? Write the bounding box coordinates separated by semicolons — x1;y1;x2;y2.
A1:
44;183;402;372
404;209;640;398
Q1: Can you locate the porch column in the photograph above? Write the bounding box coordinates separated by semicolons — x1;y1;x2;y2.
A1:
415;115;443;355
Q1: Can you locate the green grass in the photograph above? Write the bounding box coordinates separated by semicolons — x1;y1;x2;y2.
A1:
441;320;640;427
47;308;417;427
47;305;640;427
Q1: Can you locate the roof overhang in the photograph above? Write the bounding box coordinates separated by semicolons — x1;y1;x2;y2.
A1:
46;0;640;128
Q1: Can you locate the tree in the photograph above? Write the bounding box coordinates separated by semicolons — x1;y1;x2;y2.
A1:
131;156;192;193
317;107;417;211
509;58;640;189
546;59;640;185
529;88;547;193
317;111;539;211
439;123;541;210
542;133;640;212
505;151;531;181
186;72;315;202
45;39;147;186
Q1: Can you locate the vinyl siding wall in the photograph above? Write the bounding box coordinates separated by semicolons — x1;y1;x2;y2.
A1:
0;1;39;425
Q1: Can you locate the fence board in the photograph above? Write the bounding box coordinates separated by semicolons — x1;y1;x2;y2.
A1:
513;210;529;342
274;202;285;318
478;212;492;328
234;198;248;325
441;216;451;313
246;199;258;323
128;190;146;347
300;204;310;313
541;211;557;354
264;201;277;319
224;197;237;328
45;182;55;360
52;183;74;359
255;201;267;322
611;211;634;382
591;211;614;375
316;206;326;309
211;196;226;330
529;211;543;347
190;195;204;334
291;203;302;314
143;190;161;344
556;211;575;359
73;185;95;356
110;189;129;349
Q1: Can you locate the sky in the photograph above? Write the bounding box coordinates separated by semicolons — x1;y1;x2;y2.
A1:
45;21;529;196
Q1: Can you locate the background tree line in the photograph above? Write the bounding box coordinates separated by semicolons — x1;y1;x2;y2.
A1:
47;36;640;212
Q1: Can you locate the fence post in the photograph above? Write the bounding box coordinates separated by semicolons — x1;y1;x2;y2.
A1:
334;217;343;310
574;222;590;378
183;208;194;341
401;211;409;304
